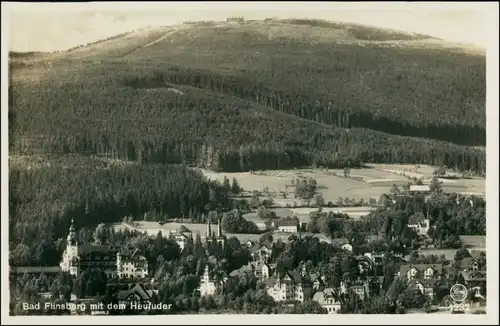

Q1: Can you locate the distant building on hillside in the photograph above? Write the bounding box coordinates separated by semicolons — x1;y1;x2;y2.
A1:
331;238;352;252
409;185;431;194
276;219;298;233
226;17;244;24
407;213;430;236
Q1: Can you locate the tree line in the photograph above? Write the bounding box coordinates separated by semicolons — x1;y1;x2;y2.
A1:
9;162;232;266
9;60;486;173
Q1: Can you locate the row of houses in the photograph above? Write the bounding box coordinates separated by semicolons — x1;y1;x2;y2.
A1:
196;240;487;314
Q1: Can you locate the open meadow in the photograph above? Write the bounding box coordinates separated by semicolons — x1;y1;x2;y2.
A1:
108;221;334;244
199;165;485;206
367;164;486;196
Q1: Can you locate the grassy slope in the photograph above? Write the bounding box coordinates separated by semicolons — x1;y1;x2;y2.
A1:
8;20;486;172
120;21;486;143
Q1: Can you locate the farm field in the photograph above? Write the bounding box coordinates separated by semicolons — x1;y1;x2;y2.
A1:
459;235;486;250
367;164;486;196
243;206;374;226
200;168;404;203
109;221;333;244
199;166;485;206
414;236;486;260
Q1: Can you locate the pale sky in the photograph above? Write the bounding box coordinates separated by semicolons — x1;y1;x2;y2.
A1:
3;2;497;52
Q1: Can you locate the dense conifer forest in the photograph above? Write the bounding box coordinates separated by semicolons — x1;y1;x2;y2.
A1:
8;19;487;268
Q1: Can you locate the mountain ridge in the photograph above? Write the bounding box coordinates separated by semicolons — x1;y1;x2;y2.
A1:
8;19;486;173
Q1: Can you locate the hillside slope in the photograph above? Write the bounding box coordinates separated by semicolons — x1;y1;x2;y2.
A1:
8;20;486;173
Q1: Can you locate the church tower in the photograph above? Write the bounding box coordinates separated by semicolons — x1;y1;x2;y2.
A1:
216;216;226;247
66;218;78;257
60;218;80;276
206;214;214;244
217;216;222;238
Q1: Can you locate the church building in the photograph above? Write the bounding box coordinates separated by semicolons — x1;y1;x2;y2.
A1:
59;219;149;279
205;215;226;247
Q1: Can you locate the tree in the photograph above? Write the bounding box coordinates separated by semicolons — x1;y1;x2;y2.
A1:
222;176;231;193
314;194;325;207
93;223;107;244
430;177;442;193
231;178;241;194
259;232;273;245
454;247;471;262
390;184;401;196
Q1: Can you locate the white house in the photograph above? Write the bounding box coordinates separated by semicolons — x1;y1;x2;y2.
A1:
250;242;273;262
312;288;342;314
399;264;443;280
117;249;149;279
254;261;272;280
407;213;430;236
409;279;437;300
266;271;311;302
276;219;298;233
409;185;431;194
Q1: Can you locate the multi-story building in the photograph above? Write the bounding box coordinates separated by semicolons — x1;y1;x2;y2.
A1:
266;271;311;302
60;219;148;278
254;261;272;280
116;249;149;279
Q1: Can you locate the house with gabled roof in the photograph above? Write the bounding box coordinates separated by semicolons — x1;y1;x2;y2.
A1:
399;264;442;280
458;270;487;298
250;241;273;262
312;288;342;314
331;238;352;252
276;219;299;233
309;273;326;291
349;283;369;301
254;261;272;280
266;270;312;302
409;279;438;300
407;213;430;236
460;257;483;272
114;283;158;306
229;263;255;278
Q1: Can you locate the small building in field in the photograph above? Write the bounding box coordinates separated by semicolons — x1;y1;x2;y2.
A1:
409;185;431;194
276;219;299;233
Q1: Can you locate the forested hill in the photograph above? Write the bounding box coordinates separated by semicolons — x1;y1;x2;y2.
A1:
9;19;486;173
